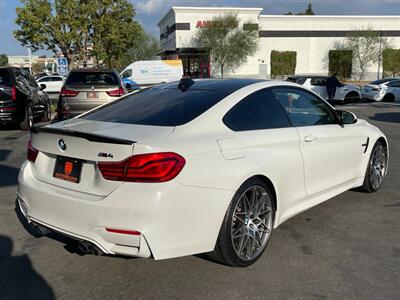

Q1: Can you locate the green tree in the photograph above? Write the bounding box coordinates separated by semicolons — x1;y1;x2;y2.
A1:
0;54;8;67
32;62;45;75
14;0;143;69
285;2;315;15
383;48;400;77
345;28;389;80
193;14;259;78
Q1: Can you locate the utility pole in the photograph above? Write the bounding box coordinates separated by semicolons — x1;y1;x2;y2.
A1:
377;30;383;80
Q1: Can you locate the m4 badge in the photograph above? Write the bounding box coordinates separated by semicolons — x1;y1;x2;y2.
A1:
98;152;114;158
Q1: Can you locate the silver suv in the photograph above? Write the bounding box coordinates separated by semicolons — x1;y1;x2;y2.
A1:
56;69;126;120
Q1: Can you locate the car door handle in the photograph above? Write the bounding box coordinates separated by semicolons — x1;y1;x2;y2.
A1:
304;134;318;142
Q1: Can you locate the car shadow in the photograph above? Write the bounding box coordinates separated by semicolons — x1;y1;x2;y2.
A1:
0;149;19;188
369;112;400;124
0;234;55;300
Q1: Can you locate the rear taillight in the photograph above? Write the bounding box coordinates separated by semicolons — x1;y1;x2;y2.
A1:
98;152;185;183
106;87;125;97
27;140;39;163
11;86;17;100
60;87;79;97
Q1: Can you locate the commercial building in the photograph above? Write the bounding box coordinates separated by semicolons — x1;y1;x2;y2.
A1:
158;7;400;80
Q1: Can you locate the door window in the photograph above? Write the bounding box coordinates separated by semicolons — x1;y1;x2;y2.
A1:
51;76;63;81
387;80;400;87
310;77;327;86
274;87;337;127
223;89;291;131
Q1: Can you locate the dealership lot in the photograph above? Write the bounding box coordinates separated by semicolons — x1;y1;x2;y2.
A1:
0;102;399;299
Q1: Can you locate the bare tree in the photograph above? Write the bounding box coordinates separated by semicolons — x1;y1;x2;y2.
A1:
345;28;389;80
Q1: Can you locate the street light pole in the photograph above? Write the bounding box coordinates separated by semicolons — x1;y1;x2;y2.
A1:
377;30;383;80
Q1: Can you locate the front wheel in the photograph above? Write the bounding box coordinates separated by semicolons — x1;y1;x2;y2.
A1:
209;178;274;267
359;141;388;193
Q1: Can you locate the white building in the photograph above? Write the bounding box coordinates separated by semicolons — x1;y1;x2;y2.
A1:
158;7;400;80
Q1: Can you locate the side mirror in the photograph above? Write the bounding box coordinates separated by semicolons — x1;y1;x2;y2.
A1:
39;83;47;91
337;110;357;125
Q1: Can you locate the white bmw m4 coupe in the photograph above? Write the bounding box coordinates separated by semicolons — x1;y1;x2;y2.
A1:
17;78;389;267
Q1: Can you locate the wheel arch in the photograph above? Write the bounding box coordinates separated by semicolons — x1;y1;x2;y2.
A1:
383;93;395;102
247;174;278;215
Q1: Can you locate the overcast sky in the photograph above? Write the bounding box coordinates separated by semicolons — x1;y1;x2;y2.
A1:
1;0;400;55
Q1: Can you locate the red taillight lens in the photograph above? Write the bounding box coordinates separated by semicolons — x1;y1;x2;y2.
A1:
98;152;185;182
60;87;79;97
106;87;125;97
11;86;17;100
27;140;39;163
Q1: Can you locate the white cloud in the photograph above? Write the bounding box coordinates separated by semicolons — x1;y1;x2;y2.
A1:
136;0;170;14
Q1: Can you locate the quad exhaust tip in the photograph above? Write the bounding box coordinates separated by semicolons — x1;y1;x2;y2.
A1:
76;241;103;256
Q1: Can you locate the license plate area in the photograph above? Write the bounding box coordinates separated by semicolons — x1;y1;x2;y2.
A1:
87;91;99;98
53;156;82;183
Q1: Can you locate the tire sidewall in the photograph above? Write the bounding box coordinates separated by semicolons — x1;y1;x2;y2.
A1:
217;178;275;267
365;141;387;192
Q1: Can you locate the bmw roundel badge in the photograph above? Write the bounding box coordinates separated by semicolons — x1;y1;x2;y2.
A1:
58;139;66;151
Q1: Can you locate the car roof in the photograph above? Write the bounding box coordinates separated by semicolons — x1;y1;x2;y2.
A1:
288;75;327;79
70;68;116;73
160;78;267;94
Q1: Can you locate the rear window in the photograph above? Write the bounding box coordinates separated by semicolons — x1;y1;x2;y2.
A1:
81;87;228;126
66;72;120;86
370;78;396;85
0;69;12;87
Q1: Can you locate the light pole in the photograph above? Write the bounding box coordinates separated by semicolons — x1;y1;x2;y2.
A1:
377;30;383;80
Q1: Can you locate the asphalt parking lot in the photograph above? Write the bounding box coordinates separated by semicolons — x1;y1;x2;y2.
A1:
0;102;399;300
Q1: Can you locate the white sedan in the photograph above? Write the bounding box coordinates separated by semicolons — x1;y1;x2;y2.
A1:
36;75;64;94
361;78;400;102
287;76;361;104
17;79;389;267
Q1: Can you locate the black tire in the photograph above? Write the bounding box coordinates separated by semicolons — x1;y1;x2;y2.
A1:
41;101;52;122
344;92;360;104
209;178;275;267
382;94;395;102
359;141;388;193
19;105;34;131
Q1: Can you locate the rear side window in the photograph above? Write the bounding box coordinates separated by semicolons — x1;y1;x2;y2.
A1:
311;77;327;86
66;72;119;86
223;89;291;131
82;87;228;126
371;78;395;85
0;69;12;87
387;80;400;87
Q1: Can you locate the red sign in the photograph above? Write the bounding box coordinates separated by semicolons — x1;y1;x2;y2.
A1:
64;161;73;176
196;20;213;28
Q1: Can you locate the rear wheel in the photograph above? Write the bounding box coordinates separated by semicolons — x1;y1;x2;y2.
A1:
359;141;388;193
344;92;360;104
209;178;274;267
20;105;34;131
382;94;395;102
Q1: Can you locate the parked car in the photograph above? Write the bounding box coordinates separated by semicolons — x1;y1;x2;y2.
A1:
120;60;183;86
287;75;361;104
18;79;388;267
0;67;51;130
36;75;64;94
361;78;400;102
55;69;127;121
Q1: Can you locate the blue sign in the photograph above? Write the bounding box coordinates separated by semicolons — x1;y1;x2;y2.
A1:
57;57;68;66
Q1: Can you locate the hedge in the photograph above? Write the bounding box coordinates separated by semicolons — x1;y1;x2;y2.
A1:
328;50;353;80
270;51;296;78
383;48;400;77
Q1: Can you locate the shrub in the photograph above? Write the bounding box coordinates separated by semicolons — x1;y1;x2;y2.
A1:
383;48;400;77
270;51;296;78
328;50;353;80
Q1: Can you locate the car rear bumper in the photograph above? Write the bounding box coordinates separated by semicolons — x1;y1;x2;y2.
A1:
17;161;233;260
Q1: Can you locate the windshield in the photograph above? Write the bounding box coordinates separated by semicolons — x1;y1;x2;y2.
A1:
66;72;120;86
81;86;228;126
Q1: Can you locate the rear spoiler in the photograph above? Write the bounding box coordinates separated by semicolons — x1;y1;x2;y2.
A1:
30;126;135;145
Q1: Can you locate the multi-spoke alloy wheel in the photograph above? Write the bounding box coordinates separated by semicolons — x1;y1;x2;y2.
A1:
369;144;387;190
360;141;388;193
231;186;273;261
209;178;274;267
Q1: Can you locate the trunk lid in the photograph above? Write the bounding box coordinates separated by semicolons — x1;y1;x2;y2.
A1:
30;119;174;196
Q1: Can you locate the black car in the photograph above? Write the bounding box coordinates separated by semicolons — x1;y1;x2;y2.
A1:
0;67;51;130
